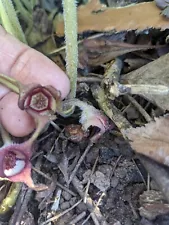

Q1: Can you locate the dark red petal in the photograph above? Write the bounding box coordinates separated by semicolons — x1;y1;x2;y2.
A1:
18;83;42;110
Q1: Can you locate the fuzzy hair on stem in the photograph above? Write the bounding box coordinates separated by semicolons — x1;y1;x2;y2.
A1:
0;0;27;43
62;0;78;113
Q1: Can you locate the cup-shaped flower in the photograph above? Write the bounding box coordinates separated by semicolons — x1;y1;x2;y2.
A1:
63;99;111;142
0;140;35;188
18;83;61;118
79;104;111;142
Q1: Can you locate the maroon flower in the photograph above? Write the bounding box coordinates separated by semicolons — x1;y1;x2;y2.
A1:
0;140;35;188
18;83;61;117
63;99;112;142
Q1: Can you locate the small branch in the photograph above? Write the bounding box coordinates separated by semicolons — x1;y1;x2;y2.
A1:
41;199;82;225
110;83;169;97
68;211;86;225
127;95;153;122
72;176;109;225
84;156;99;203
68;142;94;185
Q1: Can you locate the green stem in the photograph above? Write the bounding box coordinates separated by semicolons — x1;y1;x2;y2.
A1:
0;74;20;94
21;0;34;12
0;124;11;145
14;0;32;24
0;183;22;215
0;0;27;44
62;0;78;114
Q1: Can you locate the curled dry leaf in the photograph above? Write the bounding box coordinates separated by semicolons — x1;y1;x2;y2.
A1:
56;1;169;36
123;115;169;166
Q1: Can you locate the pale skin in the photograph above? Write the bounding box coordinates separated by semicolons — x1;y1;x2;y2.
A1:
0;26;70;137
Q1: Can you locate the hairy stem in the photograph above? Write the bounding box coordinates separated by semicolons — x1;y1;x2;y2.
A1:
62;0;78;114
0;0;27;43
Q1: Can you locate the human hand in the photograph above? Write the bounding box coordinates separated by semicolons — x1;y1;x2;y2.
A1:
0;26;70;137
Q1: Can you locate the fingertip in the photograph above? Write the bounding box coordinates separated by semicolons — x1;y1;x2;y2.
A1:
0;93;35;137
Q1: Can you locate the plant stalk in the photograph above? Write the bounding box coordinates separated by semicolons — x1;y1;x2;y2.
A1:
62;0;78;114
0;74;20;94
0;0;27;44
0;183;22;215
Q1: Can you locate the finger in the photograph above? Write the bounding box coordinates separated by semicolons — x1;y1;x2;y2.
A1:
0;93;35;137
0;26;70;99
0;26;70;137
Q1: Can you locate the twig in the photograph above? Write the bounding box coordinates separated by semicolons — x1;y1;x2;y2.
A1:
82;192;106;225
68;142;94;185
132;159;146;187
55;181;77;197
91;84;131;130
110;155;122;178
101;57;123;89
41;199;82;225
72;176;109;225
127;95;152;122
68;211;86;225
32;167;76;197
77;77;101;83
84;156;99;203
50;121;62;132
147;173;150;191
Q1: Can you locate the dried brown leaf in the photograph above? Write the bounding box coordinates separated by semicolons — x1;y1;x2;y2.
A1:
122;53;169;110
123;115;169;166
78;38;158;68
55;1;169;36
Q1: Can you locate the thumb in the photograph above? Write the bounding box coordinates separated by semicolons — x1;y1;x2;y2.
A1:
0;26;70;137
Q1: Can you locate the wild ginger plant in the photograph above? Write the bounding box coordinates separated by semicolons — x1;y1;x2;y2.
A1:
0;0;110;196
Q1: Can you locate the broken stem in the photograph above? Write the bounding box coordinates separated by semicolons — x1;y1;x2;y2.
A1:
110;83;169;98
